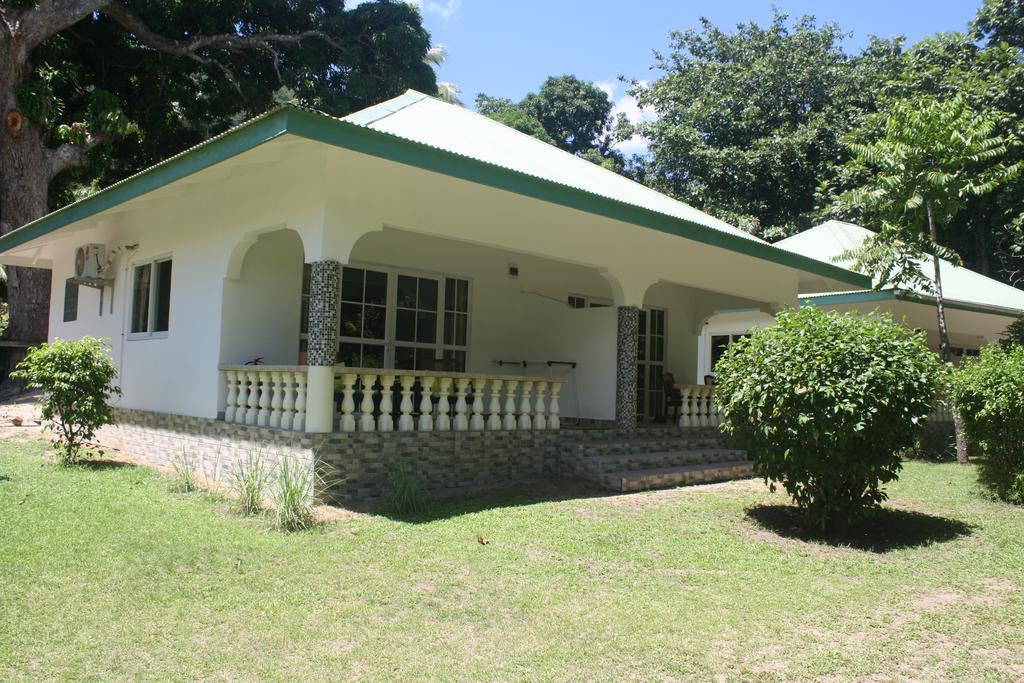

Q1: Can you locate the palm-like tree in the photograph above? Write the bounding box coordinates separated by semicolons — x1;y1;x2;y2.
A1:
423;44;463;106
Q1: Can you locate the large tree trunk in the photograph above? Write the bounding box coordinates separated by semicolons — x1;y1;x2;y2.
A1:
0;49;53;344
927;200;969;464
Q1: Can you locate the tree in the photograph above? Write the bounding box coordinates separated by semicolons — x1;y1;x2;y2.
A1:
838;96;1021;463
0;0;437;343
476;75;623;168
629;11;903;238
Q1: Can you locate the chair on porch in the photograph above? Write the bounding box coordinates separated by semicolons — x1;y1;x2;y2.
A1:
662;372;683;424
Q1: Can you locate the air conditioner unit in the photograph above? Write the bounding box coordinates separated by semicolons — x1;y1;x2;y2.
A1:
74;244;106;279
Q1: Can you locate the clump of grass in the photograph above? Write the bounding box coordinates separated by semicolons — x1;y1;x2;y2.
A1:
272;456;319;532
230;448;271;516
388;467;426;515
169;448;199;493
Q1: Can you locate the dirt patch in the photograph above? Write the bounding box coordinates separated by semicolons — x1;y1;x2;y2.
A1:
891;577;1018;628
601;478;765;511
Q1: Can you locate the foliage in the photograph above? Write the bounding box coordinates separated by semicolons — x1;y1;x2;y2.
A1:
1000;316;1024;348
230;449;272;516
947;345;1024;503
11;337;120;465
387;467;426;515
714;307;940;529
272;456;319;532
170;449;200;493
475;75;624;170
629;11;903;238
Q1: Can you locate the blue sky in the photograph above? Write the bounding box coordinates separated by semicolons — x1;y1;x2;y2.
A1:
406;0;981;153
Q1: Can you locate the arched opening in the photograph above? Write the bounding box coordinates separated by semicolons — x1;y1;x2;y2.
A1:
696;310;777;383
220;228;306;366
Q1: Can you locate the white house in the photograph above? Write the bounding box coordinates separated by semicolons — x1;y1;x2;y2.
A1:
0;91;870;500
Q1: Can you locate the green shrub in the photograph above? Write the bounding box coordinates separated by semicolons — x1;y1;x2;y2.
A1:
11;337;121;465
947;345;1024;504
170;449;199;493
230;448;271;516
273;456;319;532
715;307;940;530
388;467;426;516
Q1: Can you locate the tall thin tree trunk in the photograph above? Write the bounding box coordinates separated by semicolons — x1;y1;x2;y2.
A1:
974;197;991;277
927;200;969;464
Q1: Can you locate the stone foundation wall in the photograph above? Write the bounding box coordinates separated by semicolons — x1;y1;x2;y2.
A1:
98;408;569;505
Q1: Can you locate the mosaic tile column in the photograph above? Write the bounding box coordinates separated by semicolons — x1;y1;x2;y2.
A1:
305;260;341;432
616;306;639;431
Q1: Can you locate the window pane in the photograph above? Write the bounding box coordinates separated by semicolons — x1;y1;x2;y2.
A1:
362;305;386;339
455;313;467;346
362;344;385;368
638;310;647;335
131;264;151;334
651;336;664;362
395;309;415;342
301;264;311;296
63;280;79;323
418;278;438;311
365;270;387;305
444;312;455;345
415;348;436;369
711;335;730;369
340;303;363;338
154;260;172;332
341;267;364;302
637;335;646;361
445;281;455;310
568;295;585;309
395;346;415;370
442;350;466;372
653;310;665;336
457;280;469;312
416;311;437;343
338;343;361;367
396;275;417;308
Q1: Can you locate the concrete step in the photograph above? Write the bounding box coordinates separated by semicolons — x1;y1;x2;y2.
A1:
578;448;747;477
602;461;755;493
576;436;729;458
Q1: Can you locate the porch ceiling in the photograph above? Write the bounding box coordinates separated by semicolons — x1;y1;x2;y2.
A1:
0;105;868;295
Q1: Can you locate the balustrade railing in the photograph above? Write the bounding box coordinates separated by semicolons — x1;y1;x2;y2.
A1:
929;397;954;423
220;365;565;433
676;384;723;429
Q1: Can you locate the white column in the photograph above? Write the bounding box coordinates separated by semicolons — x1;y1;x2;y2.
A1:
359;373;378;432
224;370;239;423
339;372;358;433
244;370;260;425
549;382;562;430
518;381;534;430
470;377;486;431
418;376;435;432
268;371;284;428
378;374;396;432
292;372;307;432
487;379;503;430
454;377;471;431
436;377;453;431
533;381;548;430
503;379;519;430
280;371;295;430
398;375;415;432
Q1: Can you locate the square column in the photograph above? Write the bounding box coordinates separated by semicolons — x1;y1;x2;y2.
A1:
616;306;639;431
305;260;341;432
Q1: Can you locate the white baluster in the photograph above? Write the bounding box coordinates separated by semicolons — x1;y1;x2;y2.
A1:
679;387;691;429
518;381;534;430
280;371;295;430
359;373;378;432
470;377;486;431
487;379;503;430
697;388;709;428
419;376;435;432
339;372;358;433
503;379;519;430
398;375;415;432
224;370;239;423
378;374;395;432
454;377;471;431
245;371;260;425
549;381;562;430
709;388;721;427
257;372;272;426
533;381;548;430
269;371;284;428
292;373;307;432
435;376;453;431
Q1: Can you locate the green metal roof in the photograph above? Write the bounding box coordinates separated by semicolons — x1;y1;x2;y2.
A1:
0;95;870;289
779;220;1024;316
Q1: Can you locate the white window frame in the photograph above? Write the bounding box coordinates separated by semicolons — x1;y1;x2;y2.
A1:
127;254;172;340
567;293;613;309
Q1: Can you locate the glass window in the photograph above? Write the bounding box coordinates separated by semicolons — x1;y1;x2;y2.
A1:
131;264;151;334
130;258;171;336
63;280;79;323
340;267;387;340
154;260;172;332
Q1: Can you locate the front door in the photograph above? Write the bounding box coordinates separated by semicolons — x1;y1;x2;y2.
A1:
637;307;666;421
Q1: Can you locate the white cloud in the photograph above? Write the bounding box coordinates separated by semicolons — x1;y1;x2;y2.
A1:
600;79;654;157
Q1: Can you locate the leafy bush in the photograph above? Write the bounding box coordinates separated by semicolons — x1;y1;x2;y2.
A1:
715;307;940;530
947;345;1024;504
273;456;319;532
999;317;1024;349
230;448;271;516
12;337;120;465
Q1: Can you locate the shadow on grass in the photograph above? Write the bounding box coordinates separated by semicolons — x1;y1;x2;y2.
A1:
745;504;975;553
346;477;611;523
76;458;138;471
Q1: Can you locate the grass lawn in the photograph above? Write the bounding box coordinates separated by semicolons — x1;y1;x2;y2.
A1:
2;437;1023;681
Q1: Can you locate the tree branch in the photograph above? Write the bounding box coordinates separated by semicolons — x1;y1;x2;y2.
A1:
48;133;115;179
